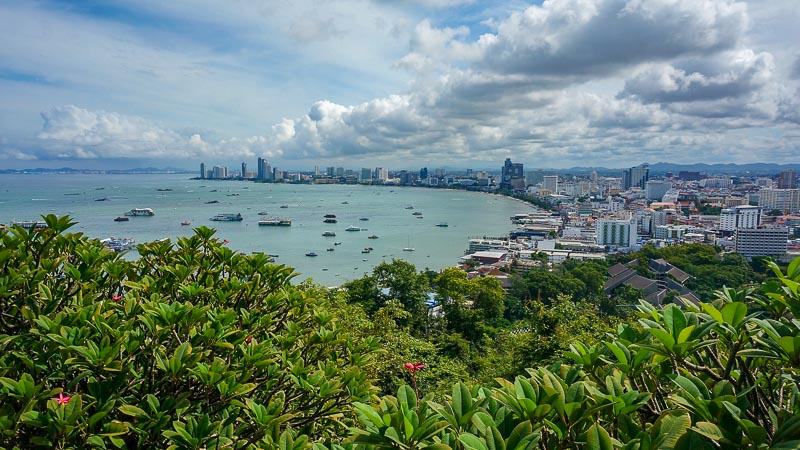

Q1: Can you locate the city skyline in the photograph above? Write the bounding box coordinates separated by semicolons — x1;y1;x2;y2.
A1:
1;1;799;170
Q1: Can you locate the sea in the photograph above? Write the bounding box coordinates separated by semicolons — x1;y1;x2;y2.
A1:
0;174;534;286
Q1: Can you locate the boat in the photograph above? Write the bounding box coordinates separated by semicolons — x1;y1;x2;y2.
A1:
361;248;371;254
334;242;342;245
368;235;378;239
210;213;243;221
403;235;415;252
205;200;220;204
405;206;414;209
345;226;361;231
327;248;335;252
359;217;369;221
95;197;109;201
257;211;269;215
124;208;155;217
156;188;172;192
280;205;289;209
113;216;129;222
12;220;48;230
436;222;449;227
324;214;337;218
341;201;349;204
181;220;191;226
416;216;423;219
100;237;135;252
226;193;240;197
258;217;291;226
305;252;318;257
323;218;338;223
412;211;422;216
322;231;336;237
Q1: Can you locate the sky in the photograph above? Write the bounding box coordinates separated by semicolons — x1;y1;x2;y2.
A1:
0;0;798;170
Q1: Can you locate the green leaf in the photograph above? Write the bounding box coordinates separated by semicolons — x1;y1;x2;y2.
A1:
118;404;149;419
458;433;489;450
586;424;614;450
721;302;747;328
651;412;690;449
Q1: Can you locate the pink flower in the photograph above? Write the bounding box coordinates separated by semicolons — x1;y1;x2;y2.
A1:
404;362;416;371
56;393;71;405
245;336;252;344
112;295;122;301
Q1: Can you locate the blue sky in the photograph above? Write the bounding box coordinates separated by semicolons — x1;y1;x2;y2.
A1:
0;0;798;170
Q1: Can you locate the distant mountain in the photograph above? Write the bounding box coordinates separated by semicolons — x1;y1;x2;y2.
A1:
0;167;194;174
559;162;800;176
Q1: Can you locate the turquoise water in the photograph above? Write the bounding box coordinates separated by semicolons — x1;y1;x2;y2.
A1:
0;174;533;285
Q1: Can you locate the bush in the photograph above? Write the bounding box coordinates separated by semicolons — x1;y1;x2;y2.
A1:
0;216;378;448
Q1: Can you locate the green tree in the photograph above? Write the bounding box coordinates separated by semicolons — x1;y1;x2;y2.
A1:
0;216;378;448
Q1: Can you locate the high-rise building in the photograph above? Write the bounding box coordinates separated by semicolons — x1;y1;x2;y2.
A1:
500;158;524;190
419;167;428;180
375;167;389;182
759;188;800;213
734;227;788;257
542;175;558;193
526;170;545;187
212;166;228;179
257;157;264;180
719;205;762;233
327;167;335;177
645;180;672;201
361;168;372;182
335;167;345;177
200;163;205;179
778;170;797;189
623;164;649;190
241;162;247;178
262;159;272;181
596;217;637;248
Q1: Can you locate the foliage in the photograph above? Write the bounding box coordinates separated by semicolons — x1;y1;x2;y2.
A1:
0;216;378;448
348;257;800;449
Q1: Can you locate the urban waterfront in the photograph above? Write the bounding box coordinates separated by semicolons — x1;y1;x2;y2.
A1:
0;173;533;285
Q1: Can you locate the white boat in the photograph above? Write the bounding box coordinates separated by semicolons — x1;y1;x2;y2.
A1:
210;213;243;221
436;222;448;227
124;208;155;217
12;220;48;230
100;237;135;252
403;235;415;252
345;226;361;231
258;217;291;226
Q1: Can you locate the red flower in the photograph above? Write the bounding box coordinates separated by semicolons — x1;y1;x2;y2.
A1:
223;239;230;244
404;362;426;371
245;335;252;344
56;393;71;405
112;295;122;301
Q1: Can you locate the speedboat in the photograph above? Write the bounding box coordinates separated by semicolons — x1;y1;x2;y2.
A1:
359;217;369;221
436;222;448;227
345;226;361;231
305;252;318;257
322;231;336;237
114;216;129;222
368;235;378;239
181;220;191;226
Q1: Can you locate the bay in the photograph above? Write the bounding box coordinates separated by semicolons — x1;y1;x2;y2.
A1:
0;174;533;285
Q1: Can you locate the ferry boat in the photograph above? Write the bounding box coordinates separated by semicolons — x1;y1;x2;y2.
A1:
124;208;155;217
114;216;129;222
258;217;291;226
12;220;48;230
210;213;243;221
100;237;135;252
345;226;361;231
322;231;336;237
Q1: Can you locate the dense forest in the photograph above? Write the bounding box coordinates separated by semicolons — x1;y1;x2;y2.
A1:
1;216;799;448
